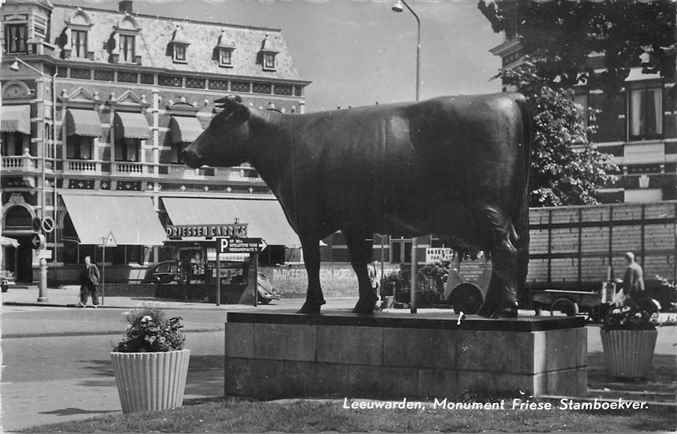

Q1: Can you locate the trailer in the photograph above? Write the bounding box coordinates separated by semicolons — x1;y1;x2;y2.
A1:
439;201;676;314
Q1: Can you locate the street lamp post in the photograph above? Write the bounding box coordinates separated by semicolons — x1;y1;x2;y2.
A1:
392;0;421;313
10;57;58;302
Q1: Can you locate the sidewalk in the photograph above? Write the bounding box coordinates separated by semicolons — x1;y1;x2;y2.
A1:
2;285;253;310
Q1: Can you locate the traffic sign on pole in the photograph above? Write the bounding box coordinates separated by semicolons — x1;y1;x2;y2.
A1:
216;237;266;254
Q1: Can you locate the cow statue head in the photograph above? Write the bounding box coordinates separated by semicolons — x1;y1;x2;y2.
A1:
182;95;253;168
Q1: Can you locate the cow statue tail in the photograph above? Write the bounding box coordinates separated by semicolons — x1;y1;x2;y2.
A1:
513;93;533;308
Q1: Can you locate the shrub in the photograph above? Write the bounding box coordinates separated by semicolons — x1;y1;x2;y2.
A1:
113;308;185;352
602;301;658;331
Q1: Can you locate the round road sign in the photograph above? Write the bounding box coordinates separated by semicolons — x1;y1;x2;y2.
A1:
41;216;55;233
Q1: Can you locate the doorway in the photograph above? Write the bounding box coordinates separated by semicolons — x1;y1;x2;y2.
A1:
15;235;34;283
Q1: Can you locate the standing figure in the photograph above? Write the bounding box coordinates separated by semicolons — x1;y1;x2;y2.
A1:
79;255;100;307
622;251;645;302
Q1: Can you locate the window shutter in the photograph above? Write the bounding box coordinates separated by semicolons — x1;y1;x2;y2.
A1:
664;86;677;139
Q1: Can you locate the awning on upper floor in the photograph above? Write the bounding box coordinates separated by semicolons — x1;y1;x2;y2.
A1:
65;109;102;137
0;105;30;135
169;116;204;144
161;197;300;247
114;111;150;140
61;194;166;245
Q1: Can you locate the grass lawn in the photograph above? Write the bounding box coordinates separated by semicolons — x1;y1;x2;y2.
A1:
23;398;676;433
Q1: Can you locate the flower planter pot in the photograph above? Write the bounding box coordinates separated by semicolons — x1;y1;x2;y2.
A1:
111;349;190;413
600;329;657;379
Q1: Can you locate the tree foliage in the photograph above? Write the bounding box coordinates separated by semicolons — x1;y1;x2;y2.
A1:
476;0;675;206
478;0;676;94
504;62;619;206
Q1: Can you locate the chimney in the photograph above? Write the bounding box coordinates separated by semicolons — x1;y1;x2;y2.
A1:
119;1;133;13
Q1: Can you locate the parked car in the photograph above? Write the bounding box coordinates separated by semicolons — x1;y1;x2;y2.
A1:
146;260;280;304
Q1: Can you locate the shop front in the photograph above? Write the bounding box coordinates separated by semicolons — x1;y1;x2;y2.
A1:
155;196;301;304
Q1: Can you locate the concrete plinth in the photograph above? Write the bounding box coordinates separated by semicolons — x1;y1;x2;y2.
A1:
224;311;587;399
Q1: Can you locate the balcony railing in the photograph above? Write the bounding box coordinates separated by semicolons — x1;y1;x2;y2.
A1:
114;162;152;176
66;159;100;174
1;154;39;171
2;155;264;184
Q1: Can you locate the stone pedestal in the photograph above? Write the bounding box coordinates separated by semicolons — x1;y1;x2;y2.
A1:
224;311;587;399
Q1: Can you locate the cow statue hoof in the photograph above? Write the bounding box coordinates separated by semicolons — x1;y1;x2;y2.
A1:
352;298;377;314
297;300;325;315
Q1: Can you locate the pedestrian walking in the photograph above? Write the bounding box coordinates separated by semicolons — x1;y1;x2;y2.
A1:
79;256;100;307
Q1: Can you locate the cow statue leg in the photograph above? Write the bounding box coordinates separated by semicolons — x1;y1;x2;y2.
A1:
297;236;326;314
475;206;520;318
344;229;377;314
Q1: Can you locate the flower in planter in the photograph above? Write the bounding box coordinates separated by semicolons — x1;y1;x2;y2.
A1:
114;307;185;353
602;297;659;331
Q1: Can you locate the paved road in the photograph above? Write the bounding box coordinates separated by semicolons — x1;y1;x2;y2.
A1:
1;303;675;432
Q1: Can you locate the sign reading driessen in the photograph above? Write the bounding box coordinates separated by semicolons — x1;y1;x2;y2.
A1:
166;224;247;240
425;247;453;264
217;237;267;254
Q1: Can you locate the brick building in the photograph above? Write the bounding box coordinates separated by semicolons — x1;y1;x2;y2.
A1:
0;0;309;284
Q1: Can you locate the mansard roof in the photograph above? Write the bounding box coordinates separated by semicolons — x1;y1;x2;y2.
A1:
49;3;301;80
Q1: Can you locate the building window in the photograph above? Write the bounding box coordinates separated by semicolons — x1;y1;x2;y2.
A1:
72;29;88;58
4;24;28;54
390;239;412;264
630;87;663;140
120;34;136;63
263;53;276;70
218;48;232;67
66;136;93;160
1;132;29;156
115;138;140;162
173;44;186;62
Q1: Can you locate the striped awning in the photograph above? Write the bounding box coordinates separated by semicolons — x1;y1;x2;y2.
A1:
65;109;102;137
169;116;204;144
114;111;150;140
161;197;300;247
0;105;30;135
62;194;166;245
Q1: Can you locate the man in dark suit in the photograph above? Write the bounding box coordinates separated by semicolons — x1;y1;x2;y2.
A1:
622;251;645;301
79;255;101;307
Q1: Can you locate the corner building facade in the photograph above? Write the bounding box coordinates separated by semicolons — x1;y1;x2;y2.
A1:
0;0;309;284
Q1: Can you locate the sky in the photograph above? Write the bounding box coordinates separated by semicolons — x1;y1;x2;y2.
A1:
68;0;504;111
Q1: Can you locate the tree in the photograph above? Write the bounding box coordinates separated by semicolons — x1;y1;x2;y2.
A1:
477;0;676;206
505;61;619;206
478;0;676;94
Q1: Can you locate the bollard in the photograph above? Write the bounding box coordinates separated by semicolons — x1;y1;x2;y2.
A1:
37;257;48;302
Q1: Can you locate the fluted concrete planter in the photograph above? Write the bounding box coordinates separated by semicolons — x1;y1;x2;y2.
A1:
111;349;190;413
601;329;657;379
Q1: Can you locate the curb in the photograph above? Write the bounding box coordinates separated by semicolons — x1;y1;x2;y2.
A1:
2;301;228;310
2;327;223;339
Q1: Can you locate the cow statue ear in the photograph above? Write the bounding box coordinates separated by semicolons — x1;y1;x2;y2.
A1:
233;102;250;122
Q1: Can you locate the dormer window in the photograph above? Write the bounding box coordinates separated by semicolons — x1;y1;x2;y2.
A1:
214;30;235;68
263;53;276;70
258;34;280;72
120;34;136;62
168;25;189;64
72;30;88;58
174;44;186;62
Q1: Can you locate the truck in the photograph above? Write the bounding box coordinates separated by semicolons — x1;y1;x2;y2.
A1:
403;201;677;316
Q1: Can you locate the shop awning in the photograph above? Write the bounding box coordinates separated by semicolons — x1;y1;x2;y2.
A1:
0;105;30;134
0;236;19;248
161;197;300;247
169;116;203;144
114;111;150;140
65;109;102;137
61;195;166;245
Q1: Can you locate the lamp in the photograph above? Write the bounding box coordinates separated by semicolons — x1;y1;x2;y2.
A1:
9;60;20;71
391;0;404;12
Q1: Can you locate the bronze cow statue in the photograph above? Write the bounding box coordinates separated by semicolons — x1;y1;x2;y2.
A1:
183;93;532;318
